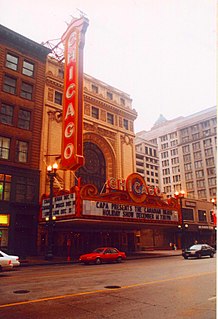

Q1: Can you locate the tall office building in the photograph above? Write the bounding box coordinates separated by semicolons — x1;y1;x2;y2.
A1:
136;106;217;202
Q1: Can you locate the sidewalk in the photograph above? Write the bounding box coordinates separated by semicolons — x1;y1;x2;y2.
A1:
20;249;182;267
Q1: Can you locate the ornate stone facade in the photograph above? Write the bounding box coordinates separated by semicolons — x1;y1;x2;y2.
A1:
40;57;137;196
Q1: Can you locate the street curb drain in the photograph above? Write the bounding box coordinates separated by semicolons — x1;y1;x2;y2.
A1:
13;290;30;294
104;286;121;289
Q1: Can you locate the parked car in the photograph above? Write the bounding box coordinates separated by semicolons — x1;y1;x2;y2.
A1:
79;247;126;265
182;244;215;259
0;255;13;271
0;251;20;267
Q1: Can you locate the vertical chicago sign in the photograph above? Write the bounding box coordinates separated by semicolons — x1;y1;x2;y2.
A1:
61;16;89;170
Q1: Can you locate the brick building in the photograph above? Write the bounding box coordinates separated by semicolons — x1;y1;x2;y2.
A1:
0;25;50;255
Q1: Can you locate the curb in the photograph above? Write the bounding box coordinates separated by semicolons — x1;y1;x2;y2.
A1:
20;252;182;267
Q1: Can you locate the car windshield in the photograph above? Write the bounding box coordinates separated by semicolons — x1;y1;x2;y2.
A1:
189;245;202;250
93;248;105;253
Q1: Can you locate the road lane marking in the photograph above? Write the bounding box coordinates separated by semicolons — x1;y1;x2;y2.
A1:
0;271;215;309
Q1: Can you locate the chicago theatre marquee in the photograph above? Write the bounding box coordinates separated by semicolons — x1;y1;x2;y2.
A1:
40;173;181;257
38;16;181;257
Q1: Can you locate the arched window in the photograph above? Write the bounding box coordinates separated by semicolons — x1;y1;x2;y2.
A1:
76;142;106;193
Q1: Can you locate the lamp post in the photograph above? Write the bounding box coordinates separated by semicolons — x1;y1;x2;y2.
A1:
211;198;217;248
45;163;58;260
174;190;186;249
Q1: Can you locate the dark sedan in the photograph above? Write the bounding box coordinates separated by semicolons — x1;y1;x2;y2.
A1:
182;244;215;259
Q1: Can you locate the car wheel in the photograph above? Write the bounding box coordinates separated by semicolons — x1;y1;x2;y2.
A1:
95;258;102;265
197;253;202;259
210;252;214;258
116;257;122;263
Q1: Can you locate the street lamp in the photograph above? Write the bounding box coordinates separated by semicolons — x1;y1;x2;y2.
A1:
45;163;58;260
174;190;186;248
211;198;217;248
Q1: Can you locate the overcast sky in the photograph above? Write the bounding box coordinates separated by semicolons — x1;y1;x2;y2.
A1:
1;0;216;132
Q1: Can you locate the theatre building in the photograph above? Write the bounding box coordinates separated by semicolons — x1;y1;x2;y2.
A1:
38;55;182;258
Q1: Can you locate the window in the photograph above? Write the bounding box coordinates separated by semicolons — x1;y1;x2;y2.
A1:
0;103;13;125
123;119;128;130
107;92;113;100
160;135;168;142
194;160;203;169
173;175;180;182
3;75;17;94
15;176;35;202
170;140;178;147
171;157;179;165
196;170;204;178
161;151;168;159
181;128;189;136
136;154;143;160
203;138;212;147
6;53;18;71
162;168;170;175
182;145;190;153
172;166;180;174
92;106;99;119
22;60;34;77
186;182;194;190
197;180;205;188
183;208;194;221
198;189;206;199
194;151;201;160
169;132;177;139
205;148;213;157
207;167;216;176
163;177;171;184
162;160;169;167
58;68;64;79
183;154;191;162
208;178;216;186
192;133;200;140
136;161;144;167
191;124;199;133
201;120;210;129
198;210;207;222
107;113;114;125
18;109;31;130
184;163;192;171
16;141;28;163
203;129;211;137
20;82;33;100
192;142;200;151
120;97;125;106
0;137;10;159
209;188;217;197
164;186;171;193
185;172;193;180
161;142;168;150
54;91;62;105
91;84;98;94
206;158;214;166
0;174;11;201
171;149;178;156
182;136;189;143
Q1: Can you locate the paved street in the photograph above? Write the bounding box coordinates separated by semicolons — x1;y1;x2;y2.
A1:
0;255;216;319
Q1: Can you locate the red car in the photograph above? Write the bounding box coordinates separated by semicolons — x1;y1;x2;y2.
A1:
79;247;126;265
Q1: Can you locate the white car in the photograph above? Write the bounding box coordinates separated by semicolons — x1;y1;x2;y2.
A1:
0;255;13;271
0;251;20;267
